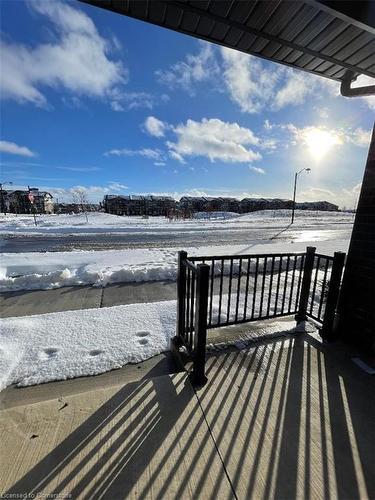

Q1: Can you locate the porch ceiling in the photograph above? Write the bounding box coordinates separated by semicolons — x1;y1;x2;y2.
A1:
81;0;375;83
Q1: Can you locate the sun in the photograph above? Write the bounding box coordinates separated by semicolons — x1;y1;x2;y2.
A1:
303;128;341;162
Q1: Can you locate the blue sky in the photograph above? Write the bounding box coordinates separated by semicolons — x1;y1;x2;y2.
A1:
1;0;374;208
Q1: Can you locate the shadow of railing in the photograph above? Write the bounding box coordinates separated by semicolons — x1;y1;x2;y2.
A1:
198;333;374;499
5;359;232;499
6;335;374;499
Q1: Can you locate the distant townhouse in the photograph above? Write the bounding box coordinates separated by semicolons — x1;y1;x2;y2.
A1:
240;198;293;213
4;189;54;214
146;196;176;216
218;197;240;212
103;195;176;216
103;194;339;216
295;201;338;211
103;195;131;215
3;190;54;214
178;196;240;213
55;203;100;214
33;191;54;214
0;190;11;213
4;191;30;214
179;196;207;212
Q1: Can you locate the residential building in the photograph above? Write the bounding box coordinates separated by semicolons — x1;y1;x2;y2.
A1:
295;201;339;211
178;197;208;212
103;195;176;216
240;198;293;213
1;190;54;214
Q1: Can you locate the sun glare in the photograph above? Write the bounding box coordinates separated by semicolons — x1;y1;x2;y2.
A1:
303;128;341;162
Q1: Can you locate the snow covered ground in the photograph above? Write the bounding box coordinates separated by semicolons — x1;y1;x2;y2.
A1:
1;238;349;292
0;210;350;390
0;300;175;390
0;209;354;235
0;210;353;291
0;298;314;390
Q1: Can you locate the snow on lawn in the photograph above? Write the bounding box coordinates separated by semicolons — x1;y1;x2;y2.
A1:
0;301;176;390
0;210;354;235
0;238;350;292
0;299;309;390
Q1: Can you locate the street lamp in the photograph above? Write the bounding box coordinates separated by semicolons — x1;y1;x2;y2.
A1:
291;168;311;224
0;181;13;215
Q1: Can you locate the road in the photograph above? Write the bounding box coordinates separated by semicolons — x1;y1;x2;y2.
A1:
1;223;352;252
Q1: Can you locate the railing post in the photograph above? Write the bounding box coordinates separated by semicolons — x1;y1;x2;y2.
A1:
295;246;316;324
320;251;346;341
176;250;187;344
191;263;210;387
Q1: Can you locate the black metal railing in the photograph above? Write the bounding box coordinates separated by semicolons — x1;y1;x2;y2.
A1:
174;246;345;385
175;252;209;386
307;253;334;323
189;252;306;327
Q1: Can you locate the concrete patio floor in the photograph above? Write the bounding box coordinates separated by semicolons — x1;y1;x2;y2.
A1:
1;332;374;499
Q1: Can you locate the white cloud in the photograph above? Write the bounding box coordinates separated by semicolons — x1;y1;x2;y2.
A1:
299;187;336;200
352;75;375;111
104;148;163;161
341;182;362;209
0;1;126;107
0;140;36;157
169;150;186;164
155;42;219;95
221;48;280;113
346;128;372;147
144;116;167;137
264;120;273;131
56;166;101;172
107;182;128;191
274;70;337;110
249;166;265;174
50;182;128;202
260;138;278;151
110;92;155;111
220;46;337;114
300;183;361;209
167;118;261;163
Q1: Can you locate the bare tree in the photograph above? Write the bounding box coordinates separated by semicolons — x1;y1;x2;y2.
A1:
71;188;89;222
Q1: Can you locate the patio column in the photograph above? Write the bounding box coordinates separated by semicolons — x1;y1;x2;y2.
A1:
337;123;375;352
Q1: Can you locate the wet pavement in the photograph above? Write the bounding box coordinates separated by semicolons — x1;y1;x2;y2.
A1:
1;225;352;252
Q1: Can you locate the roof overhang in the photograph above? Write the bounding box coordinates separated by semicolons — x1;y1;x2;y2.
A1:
81;0;375;96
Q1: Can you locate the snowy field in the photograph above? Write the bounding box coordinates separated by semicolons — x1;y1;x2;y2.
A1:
0;210;353;291
0;209;354;235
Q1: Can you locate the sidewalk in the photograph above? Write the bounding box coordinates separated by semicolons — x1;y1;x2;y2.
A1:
0;280;177;317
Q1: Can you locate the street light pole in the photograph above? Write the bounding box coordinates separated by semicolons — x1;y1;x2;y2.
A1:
0;181;13;215
291;168;311;224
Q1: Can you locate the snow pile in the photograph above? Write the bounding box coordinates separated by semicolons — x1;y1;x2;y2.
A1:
0;298;308;390
1;248;178;291
0;238;350;292
0;301;176;390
